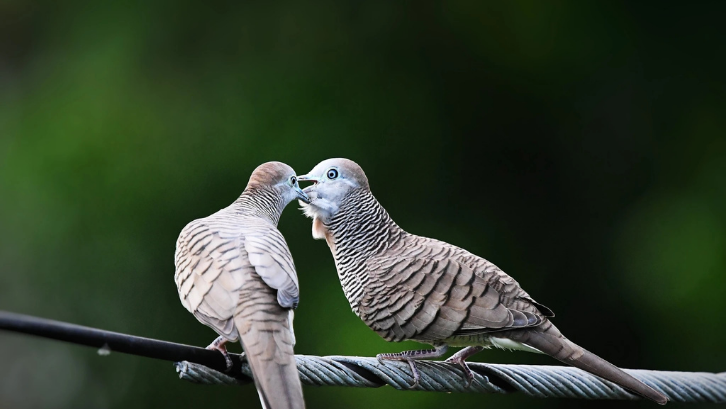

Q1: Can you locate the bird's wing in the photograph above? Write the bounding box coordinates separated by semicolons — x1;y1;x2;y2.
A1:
359;254;550;342
176;217;304;408
174;218;251;340
241;220;300;309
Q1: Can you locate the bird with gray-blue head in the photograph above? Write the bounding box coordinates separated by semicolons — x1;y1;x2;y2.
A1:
297;158;667;404
175;161;309;409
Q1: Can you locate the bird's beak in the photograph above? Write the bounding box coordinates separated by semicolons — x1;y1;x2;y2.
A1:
296;174;321;184
295;185;310;204
297;174;321;197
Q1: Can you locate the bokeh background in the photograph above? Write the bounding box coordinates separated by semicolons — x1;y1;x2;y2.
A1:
1;1;725;408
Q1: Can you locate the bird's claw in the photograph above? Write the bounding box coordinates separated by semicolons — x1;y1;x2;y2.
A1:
444;356;475;387
377;353;421;389
405;358;421;389
206;336;233;372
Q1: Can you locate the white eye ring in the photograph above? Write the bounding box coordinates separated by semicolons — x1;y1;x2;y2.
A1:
290;176;297;185
327;168;339;179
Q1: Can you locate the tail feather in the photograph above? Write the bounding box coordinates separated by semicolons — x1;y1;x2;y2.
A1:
235;311;305;409
507;322;668;405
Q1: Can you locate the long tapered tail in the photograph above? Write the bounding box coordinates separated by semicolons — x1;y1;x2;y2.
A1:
505;321;668;405
235;310;305;409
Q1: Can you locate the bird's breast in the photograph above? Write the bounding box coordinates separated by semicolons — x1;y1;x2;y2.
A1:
313;217;336;250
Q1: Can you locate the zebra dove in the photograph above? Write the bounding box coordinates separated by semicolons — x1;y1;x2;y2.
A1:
175;161;308;409
297;158;667;404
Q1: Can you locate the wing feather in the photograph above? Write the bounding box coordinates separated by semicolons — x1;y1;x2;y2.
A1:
243;221;300;309
359;241;553;342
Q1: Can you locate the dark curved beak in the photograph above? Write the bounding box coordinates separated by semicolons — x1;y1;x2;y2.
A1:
295;185;310;204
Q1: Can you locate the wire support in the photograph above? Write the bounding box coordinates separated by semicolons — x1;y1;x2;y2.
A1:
2;311;724;403
176;356;726;403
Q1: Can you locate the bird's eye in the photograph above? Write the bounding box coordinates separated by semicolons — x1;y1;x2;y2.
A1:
290;176;297;185
327;168;339;179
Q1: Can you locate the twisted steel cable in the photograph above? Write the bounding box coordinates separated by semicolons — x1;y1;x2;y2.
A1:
175;355;726;403
1;311;724;403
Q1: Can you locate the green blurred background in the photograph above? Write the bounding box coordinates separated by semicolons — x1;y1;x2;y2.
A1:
1;1;725;408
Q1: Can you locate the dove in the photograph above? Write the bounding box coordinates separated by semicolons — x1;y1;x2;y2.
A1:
297;158;667;404
175;161;308;409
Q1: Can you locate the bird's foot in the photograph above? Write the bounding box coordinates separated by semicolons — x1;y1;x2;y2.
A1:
376;344;449;389
377;353;422;389
444;356;475;387
206;336;233;372
444;346;484;388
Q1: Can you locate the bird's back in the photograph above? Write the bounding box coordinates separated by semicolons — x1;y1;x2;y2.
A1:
175;207;305;409
175;207;255;339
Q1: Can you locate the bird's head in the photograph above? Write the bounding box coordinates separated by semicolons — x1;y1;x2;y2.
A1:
246;161;310;205
297;158;369;222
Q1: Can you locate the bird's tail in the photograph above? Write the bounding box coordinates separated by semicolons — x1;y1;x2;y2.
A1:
505;321;668;405
235;308;305;409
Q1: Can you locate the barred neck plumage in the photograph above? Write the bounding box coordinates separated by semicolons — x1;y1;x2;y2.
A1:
323;189;405;314
233;186;285;226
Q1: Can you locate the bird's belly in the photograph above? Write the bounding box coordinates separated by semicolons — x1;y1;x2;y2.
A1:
442;334;494;348
443;334;542;353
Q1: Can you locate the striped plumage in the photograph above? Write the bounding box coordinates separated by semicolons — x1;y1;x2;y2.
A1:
324;189;548;343
175;161;307;409
298;158;667;405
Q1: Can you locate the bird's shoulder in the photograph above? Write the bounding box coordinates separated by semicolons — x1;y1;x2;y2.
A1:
367;233;510;284
176;209;278;248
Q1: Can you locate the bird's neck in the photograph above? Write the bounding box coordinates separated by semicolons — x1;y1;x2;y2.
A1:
322;189;405;313
233;186;285;226
326;189;403;255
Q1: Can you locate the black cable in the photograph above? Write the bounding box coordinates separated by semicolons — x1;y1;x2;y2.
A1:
0;310;248;378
